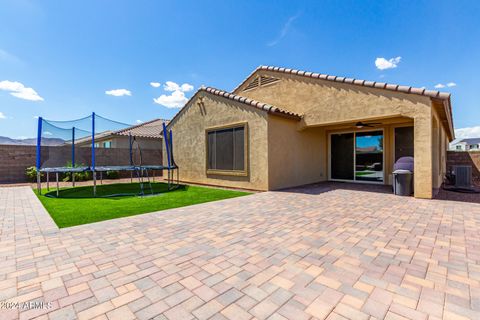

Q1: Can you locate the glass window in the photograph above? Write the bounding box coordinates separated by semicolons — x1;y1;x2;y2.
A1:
355;131;384;182
207;125;246;173
456;145;462;150
103;141;112;148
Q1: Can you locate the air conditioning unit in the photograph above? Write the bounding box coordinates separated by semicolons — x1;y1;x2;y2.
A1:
453;165;472;188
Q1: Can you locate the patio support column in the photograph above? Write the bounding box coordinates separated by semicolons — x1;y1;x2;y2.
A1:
413;112;433;199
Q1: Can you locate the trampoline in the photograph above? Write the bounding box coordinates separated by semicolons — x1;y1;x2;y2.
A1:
36;113;178;197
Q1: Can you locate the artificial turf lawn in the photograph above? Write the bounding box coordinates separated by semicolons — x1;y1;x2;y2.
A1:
34;182;250;228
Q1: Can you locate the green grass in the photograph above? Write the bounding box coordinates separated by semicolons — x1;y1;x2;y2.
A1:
34;182;251;228
355;171;375;176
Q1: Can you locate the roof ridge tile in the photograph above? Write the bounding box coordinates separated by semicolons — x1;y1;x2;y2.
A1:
232;65;452;101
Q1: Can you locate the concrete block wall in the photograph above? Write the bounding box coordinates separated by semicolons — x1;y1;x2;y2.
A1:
0;144;162;183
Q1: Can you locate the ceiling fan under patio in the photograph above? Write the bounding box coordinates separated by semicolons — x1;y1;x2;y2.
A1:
354;121;382;129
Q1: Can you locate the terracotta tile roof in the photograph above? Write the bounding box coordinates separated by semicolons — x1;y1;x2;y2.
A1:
167;87;302;129
233;65;455;140
202;87;301;120
114;118;169;138
233;65;452;100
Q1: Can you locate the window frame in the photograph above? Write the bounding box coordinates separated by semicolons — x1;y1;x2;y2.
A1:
205;122;248;176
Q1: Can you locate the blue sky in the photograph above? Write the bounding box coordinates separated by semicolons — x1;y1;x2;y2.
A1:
1;0;479;139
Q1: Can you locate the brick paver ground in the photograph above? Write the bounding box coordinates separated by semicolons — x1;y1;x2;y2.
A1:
1;183;480;320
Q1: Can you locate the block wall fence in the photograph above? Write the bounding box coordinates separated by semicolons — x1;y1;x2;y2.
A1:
0;144;162;183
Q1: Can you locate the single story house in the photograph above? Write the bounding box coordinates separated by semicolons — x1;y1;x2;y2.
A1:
450;138;480;151
76;118;167;150
165;66;454;199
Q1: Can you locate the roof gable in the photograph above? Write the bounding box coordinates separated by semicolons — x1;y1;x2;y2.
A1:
233;66;452;100
167;87;301;129
233;65;454;140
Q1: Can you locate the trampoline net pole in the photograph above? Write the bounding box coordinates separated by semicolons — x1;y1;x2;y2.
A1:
56;172;59;197
93;172;97;196
72;127;75;187
37;172;41;195
36;117;42;194
92;112;96;196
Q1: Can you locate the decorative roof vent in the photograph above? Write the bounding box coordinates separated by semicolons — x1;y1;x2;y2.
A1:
243;75;280;91
243;77;259;91
260;75;280;86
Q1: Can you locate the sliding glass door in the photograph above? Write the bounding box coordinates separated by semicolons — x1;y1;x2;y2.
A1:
331;133;354;180
330;130;384;183
355;131;383;182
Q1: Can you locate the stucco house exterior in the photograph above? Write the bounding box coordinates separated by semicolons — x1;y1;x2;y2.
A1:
450;138;480;151
165;66;454;199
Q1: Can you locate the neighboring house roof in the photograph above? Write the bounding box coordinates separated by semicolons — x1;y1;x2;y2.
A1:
73;119;169;145
460;138;480;145
233;65;452;100
166;86;302;129
114;118;169;138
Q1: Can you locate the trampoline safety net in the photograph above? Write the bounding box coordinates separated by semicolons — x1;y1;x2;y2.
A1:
36;113;176;197
37;113;165;172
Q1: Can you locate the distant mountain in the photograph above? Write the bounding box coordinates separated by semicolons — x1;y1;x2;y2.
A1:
0;136;65;146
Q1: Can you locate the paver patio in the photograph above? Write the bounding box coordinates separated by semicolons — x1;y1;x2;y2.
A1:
1;183;480;320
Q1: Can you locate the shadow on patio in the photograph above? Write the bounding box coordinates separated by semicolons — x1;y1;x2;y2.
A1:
279;181;393;196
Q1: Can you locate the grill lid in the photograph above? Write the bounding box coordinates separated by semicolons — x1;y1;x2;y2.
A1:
394;156;414;172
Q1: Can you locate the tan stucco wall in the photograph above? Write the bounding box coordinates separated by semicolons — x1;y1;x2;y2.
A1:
267;116;326;189
431;106;450;194
166;93;269;190
240;71;439;198
238;71;432;126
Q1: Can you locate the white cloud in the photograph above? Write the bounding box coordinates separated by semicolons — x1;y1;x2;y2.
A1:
0;80;44;101
0;112;6;119
267;13;301;47
154;90;189;108
180;83;194;92
150;82;161;88
0;49;21;64
455;126;480;139
163;81;180;92
105;89;131;97
43;131;52;136
136;119;143;124
434;82;457;89
163;81;194;92
375;56;401;70
153;81;194;108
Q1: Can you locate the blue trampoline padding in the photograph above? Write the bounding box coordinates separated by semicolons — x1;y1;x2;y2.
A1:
141;165;167;170
40;166;90;173
93;166;137;172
